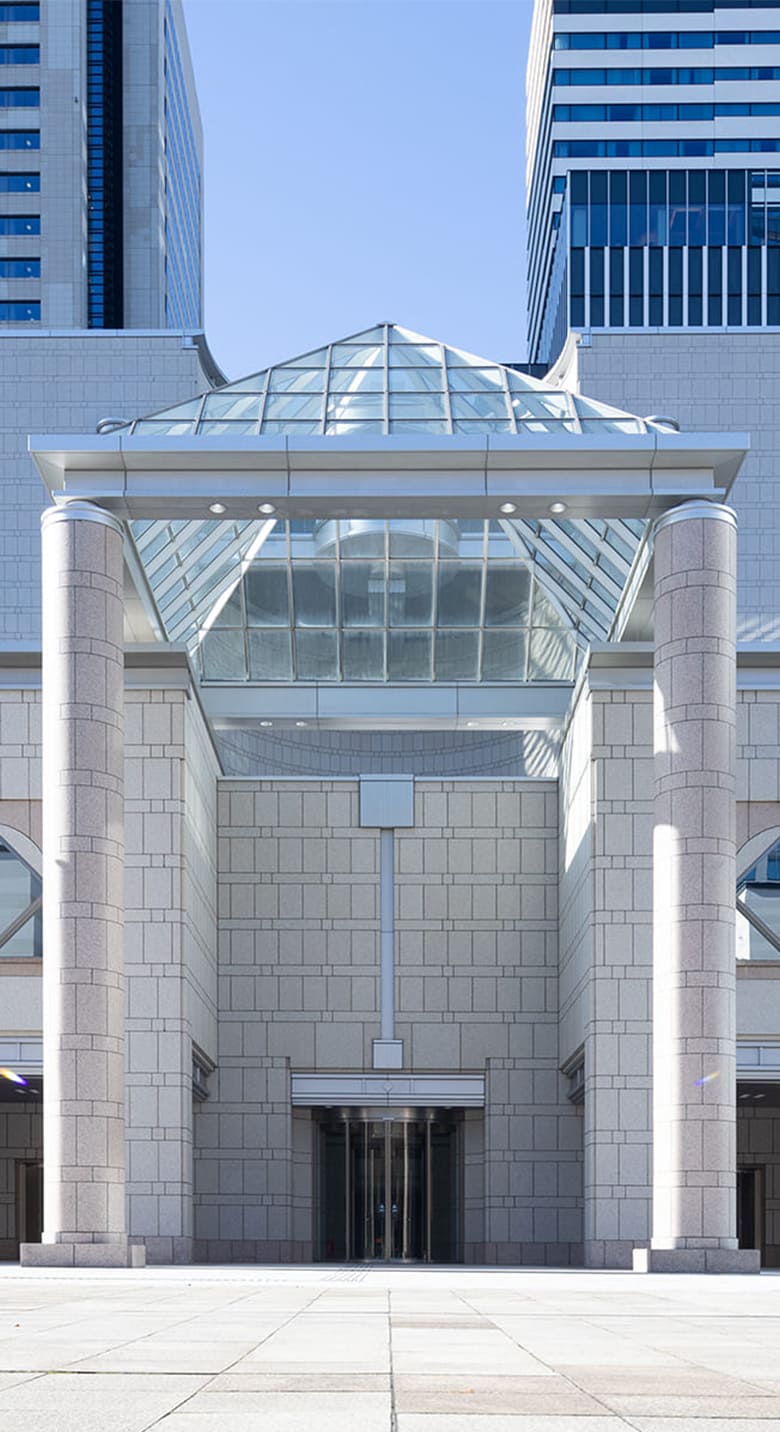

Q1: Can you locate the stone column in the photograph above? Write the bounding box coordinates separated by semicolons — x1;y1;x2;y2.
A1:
634;500;758;1273
21;501;142;1267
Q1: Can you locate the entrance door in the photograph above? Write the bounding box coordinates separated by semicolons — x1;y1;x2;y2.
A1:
317;1110;460;1262
737;1165;764;1256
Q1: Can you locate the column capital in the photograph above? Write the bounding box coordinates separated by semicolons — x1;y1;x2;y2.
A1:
41;501;123;539
654;501;737;538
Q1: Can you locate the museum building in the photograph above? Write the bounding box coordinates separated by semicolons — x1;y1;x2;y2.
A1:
0;323;776;1272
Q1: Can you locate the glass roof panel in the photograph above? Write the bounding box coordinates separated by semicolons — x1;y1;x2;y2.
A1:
451;393;510;421
268;368;323;393
133;419;197;435
131;512;646;686
265;393;323;421
447;366;506;392
388;344;442;367
330;343;384;367
389;419;449;434
124;326;652;685
198;420;258;436
329;367;384;392
201;392;263;420
389;366;444;392
327;392;384;420
122;324;648;446
389;393;447;418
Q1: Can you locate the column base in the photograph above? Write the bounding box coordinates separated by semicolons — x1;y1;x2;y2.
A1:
633;1247;760;1274
20;1238;146;1269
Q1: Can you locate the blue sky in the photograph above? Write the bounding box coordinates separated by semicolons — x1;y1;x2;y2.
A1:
183;0;532;381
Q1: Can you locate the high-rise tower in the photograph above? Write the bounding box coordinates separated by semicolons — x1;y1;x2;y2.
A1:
527;0;780;365
0;0;203;330
0;0;216;645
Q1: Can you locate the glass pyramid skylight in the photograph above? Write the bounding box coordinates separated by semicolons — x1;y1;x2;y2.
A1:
126;324;652;685
125;324;649;439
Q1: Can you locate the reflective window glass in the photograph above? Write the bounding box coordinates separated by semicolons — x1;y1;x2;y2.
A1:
341;629;385;681
388;562;434;625
295;630;339;680
339;520;385;558
529;628;576;681
0;840;41;958
247;629;293;681
484;565;531;627
340;562;385;627
738;837;780;960
292;563;337;626
481;629;527;681
211;587;243;628
387;630;432;680
201;628;246;680
244;565;289;626
436;563;483;627
435;630;480;681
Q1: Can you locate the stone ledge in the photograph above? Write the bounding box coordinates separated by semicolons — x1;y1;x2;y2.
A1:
20;1239;146;1269
633;1246;761;1274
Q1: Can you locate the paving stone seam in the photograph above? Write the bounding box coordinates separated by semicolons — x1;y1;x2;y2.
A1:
454;1286;652;1429
101;1287;328;1426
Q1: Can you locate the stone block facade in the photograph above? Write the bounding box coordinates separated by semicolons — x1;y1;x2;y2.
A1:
2;658;780;1266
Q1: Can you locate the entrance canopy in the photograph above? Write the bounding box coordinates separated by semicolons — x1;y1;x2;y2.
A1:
29;324;748;745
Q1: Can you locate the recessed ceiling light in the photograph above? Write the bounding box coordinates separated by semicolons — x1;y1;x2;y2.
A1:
295;720;306;727
258;502;276;515
209;502;226;515
549;501;567;515
499;502;517;515
466;721;476;727
259;720;272;727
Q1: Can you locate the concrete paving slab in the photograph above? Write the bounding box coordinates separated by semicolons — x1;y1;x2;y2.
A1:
600;1397;780;1418
71;1339;257;1373
0;1338;126;1370
0;1371;42;1392
626;1422;780;1432
208;1371;391;1390
0;1371;210;1431
0;1266;779;1429
154;1394;392;1431
557;1367;770;1397
395;1418;631;1431
394;1375;607;1415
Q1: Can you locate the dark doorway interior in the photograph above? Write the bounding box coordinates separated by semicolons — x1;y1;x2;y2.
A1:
316;1108;461;1263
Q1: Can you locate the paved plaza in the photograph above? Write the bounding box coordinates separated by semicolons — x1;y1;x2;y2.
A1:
0;1267;778;1429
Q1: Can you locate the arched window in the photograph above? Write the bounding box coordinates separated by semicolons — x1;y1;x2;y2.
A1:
737;834;780;961
0;837;41;958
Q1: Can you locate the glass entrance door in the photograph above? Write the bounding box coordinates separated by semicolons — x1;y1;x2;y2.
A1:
317;1110;460;1262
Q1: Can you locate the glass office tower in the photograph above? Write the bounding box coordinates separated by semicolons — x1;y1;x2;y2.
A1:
527;0;780;364
0;0;203;331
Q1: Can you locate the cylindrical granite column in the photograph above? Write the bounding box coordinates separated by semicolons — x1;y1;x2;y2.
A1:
635;500;758;1273
21;501;139;1268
